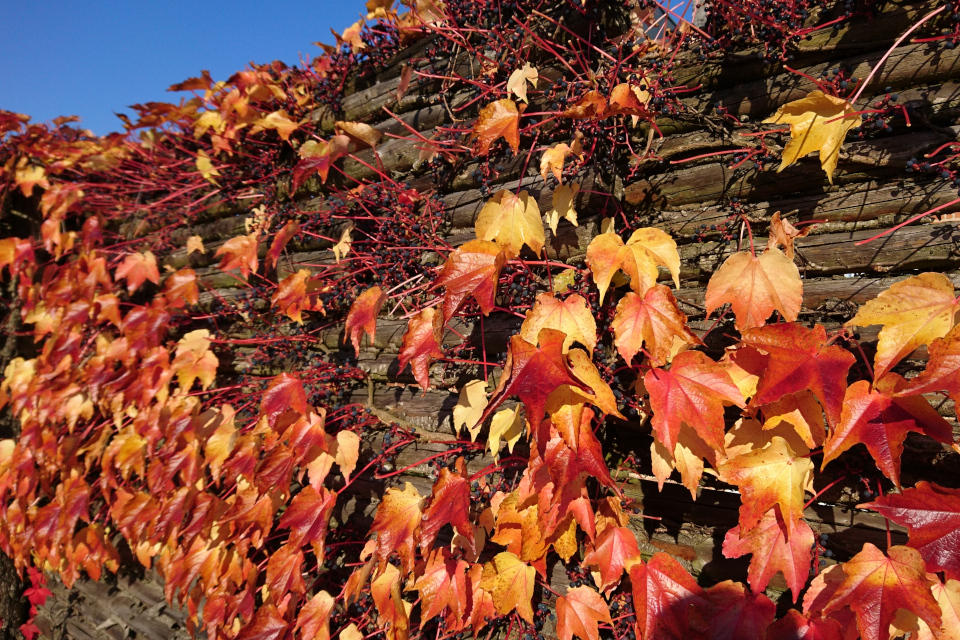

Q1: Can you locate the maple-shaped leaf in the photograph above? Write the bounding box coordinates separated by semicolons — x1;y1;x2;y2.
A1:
185;235;206;255
272;269;325;324
251;110;300;141
172;329;219;391
822;544;941;640
507;62;538;103
278;485;337;560
629;553;708;640
162;268;200;308
266;220;300;271
651;423;717;499
521;292;597;355
644;350;745;451
585;228;681;303
260;372;310;431
916;576;960;640
431;240;506;323
344;286;387;357
766;609;845;640
472;99;520;155
479;328;586;435
605;82;650;118
413;548;469;628
475;189;545;259
736;322;855;428
718;436;813;532
546;182;580;234
766;212;813;261
215;233;259;279
420;459;474;552
763;90;861;184
612;285;702;367
0;236;35;277
369;482;423;575
582;525;641;593
115;251;160;294
860;482;960;580
398;306;444;391
556;586;613;640
822;374;952;488
452;379;488;441
846;272;960;381
235;604;288;640
695;581;776;640
480;552;536;623
901;324;960;402
541;143;574;183
705;248;802;331
563;91;607;120
723;507;814;600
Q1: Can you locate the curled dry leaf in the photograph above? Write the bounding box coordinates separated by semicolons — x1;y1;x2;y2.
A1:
251;110;300;141
763;90;861;184
766;211;813;260
563;91;607;120
272;269;326;324
705;247;802;331
185;235;205;255
506;62;538;104
541;143;573;183
472;99;520;155
475;189;545;259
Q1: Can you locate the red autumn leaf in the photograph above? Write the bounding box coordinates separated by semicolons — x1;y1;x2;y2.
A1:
611;285;702;367
265;543;306;599
556;586;613;640
162;268;200;308
0;236;35;277
466;563;497;636
266;219;300;271
697;580;776;640
900;323;960;402
604;83;648;118
412;547;469;629
472;99;520;155
822;544;941;640
563;91;608;120
291;155;333;193
398;306;444;391
722;507;815;601
369;482;424;575
277;485;337;551
822;374;953;488
860;481;960;580
736;322;855;427
115;251;160;294
295;591;335;640
582;525;641;593
478;328;588;434
431;240;507;324
260;373;310;428
644;350;745;452
765;609;844;640
344;286;387;357
272;269;325;324
420;460;474;552
215;233;259;279
235;604;288;640
629;552;708;640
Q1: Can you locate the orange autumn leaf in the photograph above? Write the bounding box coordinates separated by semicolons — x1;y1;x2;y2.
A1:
215;233;259;279
398;306;445;391
822;374;952;488
520;292;597;355
371;564;411;640
412;548;469;629
585;227;680;304
650;423;716;499
766;211;813;260
644;350;744;452
344;286;387;357
582;525;641;593
336;120;383;150
822;544;941;640
466;563;497;636
916;576;960;640
705;247;802;331
171;329;219;392
541;143;574;183
115;251;160;294
162;268;200;308
431;239;506;324
556;586;613;640
901;323;960;402
717;436;813;532
629;553;708;640
563;91;607;120
611;285;701;367
368;482;423;575
480;552;536;623
697;580;776;640
845;272;960;382
272;269;325;324
472;99;520;155
266;219;300;271
605;83;649;118
475;189;545;259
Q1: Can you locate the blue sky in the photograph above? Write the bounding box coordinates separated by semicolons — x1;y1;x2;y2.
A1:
0;1;365;135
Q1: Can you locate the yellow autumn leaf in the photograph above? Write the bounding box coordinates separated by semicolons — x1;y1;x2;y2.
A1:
186;235;206;255
763;90;861;184
453;379;488;441
196;150;221;184
487;405;523;460
546;182;580;234
475;189;545;259
506;62;538;104
333;225;353;263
